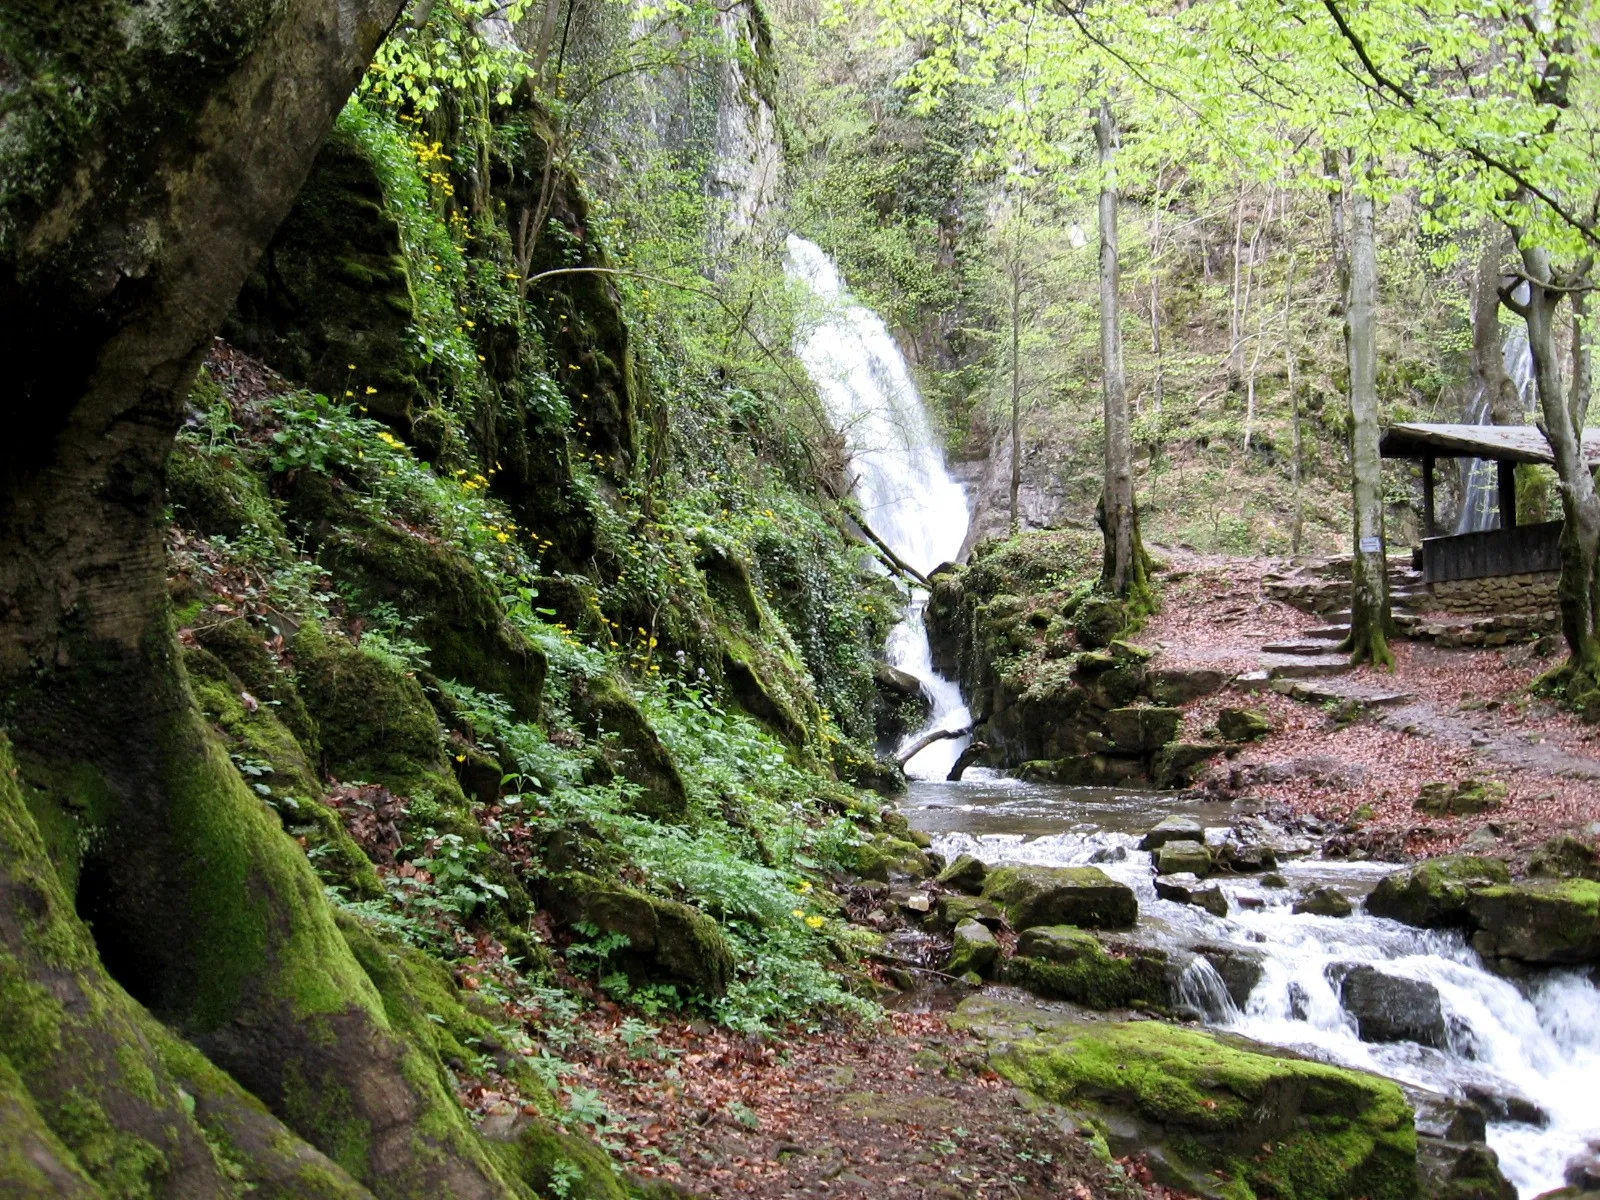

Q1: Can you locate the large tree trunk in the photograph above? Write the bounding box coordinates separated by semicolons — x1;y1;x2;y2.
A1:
1472;229;1522;426
0;4;523;1195
1095;100;1149;603
1340;183;1394;666
1515;245;1600;710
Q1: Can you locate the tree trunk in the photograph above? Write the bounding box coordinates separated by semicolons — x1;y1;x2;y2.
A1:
1515;245;1600;709
0;4;527;1194
1095;101;1149;604
1341;183;1394;666
1473;228;1522;425
1285;244;1303;554
1009;242;1024;536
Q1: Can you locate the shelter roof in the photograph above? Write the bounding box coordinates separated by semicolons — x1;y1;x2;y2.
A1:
1379;422;1600;466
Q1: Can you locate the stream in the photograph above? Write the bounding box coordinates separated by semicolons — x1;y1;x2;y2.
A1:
787;234;1600;1198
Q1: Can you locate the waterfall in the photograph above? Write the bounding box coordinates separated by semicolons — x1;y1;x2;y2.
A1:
1457;330;1536;534
784;235;973;779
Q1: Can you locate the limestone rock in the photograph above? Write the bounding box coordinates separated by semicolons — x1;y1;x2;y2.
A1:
1145;666;1227;706
981;865;1138;930
1366;856;1510;928
1104;706;1182;753
1156;842;1213;877
1528;835;1600;881
934;893;1005;932
1415;779;1508;818
1467;879;1600;965
1073;594;1127;649
1216;706;1273;743
1140;815;1205;851
1336;964;1448;1048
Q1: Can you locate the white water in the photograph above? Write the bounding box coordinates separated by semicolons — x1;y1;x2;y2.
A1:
1457;331;1536;534
784;235;973;778
925;810;1600;1198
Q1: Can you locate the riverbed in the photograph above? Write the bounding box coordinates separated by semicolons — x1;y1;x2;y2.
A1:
903;770;1600;1199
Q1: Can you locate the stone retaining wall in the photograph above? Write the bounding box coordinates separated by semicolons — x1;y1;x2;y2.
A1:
1428;571;1558;614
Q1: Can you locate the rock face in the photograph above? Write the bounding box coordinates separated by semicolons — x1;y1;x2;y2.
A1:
549;874;733;996
951;1001;1419;1200
1366;856;1511;928
1004;926;1168;1009
1528;835;1600;881
1465;879;1600;965
981;865;1138;930
1336;965;1448;1048
1104;706;1182;752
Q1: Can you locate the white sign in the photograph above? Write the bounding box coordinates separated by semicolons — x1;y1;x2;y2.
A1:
1358;536;1382;553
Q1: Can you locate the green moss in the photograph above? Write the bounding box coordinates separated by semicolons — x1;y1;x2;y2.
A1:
994;1020;1416;1200
167;436;291;552
1366;855;1510;929
490;1115;630;1200
51;1090;169;1198
278;1066;370;1179
1002;927;1167;1009
568;673;688;821
0;952;64;1064
0;1052;98;1196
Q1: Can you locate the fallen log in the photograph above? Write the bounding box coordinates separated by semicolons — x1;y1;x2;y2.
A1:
947;740;989;782
896;725;972;768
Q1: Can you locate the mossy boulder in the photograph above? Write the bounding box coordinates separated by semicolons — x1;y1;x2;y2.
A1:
1366;856;1510;928
936;853;987;894
1071;652;1146;710
546;873;733;997
1465;879;1600;965
1141;815;1206;851
946;920;999;977
1016;754;1146;787
1153;742;1225;789
1145;666;1228;706
1217;707;1273;743
972;1013;1418;1200
1527;836;1600;881
1074;594;1127;649
933;894;1004;932
1004;926;1168;1008
1293;887;1353;918
1157;842;1214;878
1414;780;1507;818
981;865;1137;930
840;835;931;882
167;437;292;553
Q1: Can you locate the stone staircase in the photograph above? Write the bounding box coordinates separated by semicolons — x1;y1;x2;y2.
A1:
1256;560;1427;683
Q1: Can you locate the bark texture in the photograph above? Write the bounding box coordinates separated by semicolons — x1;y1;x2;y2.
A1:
1094;101;1148;605
0;3;546;1195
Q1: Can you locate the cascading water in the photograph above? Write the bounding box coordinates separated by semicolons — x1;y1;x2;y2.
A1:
921;800;1600;1199
1457;330;1537;534
784;235;973;779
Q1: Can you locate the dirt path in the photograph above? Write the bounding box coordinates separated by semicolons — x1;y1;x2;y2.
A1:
573;1009;1150;1200
1142;552;1600;854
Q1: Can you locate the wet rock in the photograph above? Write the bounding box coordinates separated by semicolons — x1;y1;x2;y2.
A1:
1528;836;1600;882
1004;926;1168;1008
1417;1138;1517;1200
953;1008;1419;1200
1467;879;1600;965
1156;842;1213;877
1366;856;1511;928
1215;840;1279;872
936;853;987;894
1192;942;1266;1007
1409;1086;1488;1143
980;865;1138;930
1261;871;1289;888
1153;872;1228;917
1567;1156;1600;1192
1144;666;1227;706
946;919;999;977
1016;754;1146;787
1152;742;1224;789
1461;1084;1547;1128
1089;844;1128;864
1415;779;1508;818
1103;705;1182;753
1139;815;1205;851
1293;886;1353;917
1336;964;1448;1048
1216;706;1273;743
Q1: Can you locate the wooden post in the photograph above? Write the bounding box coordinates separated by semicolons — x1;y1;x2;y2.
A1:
1498;458;1518;528
1422;455;1436;537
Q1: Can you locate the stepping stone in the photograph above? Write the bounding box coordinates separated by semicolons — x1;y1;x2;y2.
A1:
1233;670;1271;692
1261;639;1338;655
1302;625;1349;640
1264;654;1351;680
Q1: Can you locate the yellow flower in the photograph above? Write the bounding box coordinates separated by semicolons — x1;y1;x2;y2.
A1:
347;363;356;370
791;909;806;920
496;532;510;543
365;386;377;395
805;915;825;929
797;881;813;894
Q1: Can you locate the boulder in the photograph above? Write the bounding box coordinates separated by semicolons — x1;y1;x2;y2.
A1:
1217;707;1273;743
1461;1084;1546;1128
1567;1156;1600;1193
1336;964;1448;1048
1157;842;1213;877
1366;856;1510;928
1528;836;1600;881
1415;779;1508;818
946;919;999;977
1145;666;1228;706
1152;742;1226;789
958;1010;1418;1200
936;853;988;894
1004;926;1168;1009
1140;815;1205;851
1216;840;1279;873
1074;594;1127;649
1072;652;1146;709
1193;943;1267;1008
981;865;1138;930
1293;886;1353;918
933;893;1005;933
1016;755;1146;787
1466;879;1600;965
1417;1139;1517;1200
1153;872;1228;917
1104;705;1183;753
548;874;733;996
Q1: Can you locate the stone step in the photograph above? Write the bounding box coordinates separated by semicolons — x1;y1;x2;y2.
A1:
1302;625;1350;640
1262;654;1352;680
1270;678;1416;707
1261;639;1340;656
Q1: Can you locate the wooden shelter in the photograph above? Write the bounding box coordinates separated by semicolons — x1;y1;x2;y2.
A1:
1378;423;1600;584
